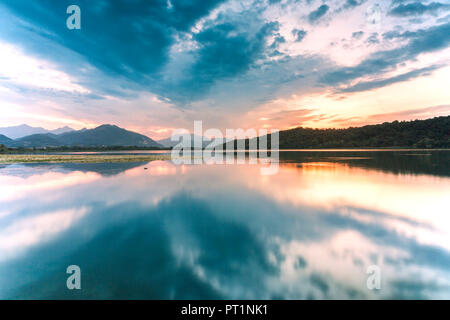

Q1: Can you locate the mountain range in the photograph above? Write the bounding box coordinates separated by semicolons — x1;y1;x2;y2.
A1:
0;124;163;148
1;116;449;149
0;124;74;139
156;134;227;148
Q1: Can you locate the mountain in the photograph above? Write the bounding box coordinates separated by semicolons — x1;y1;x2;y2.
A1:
9;124;163;148
49;126;74;135
56;124;162;147
0;134;13;146
157;134;222;148
224;116;450;149
0;124;74;139
13;133;63;148
0;124;47;139
5;117;448;149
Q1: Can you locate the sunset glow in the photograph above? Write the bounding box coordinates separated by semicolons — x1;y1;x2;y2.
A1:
0;1;448;138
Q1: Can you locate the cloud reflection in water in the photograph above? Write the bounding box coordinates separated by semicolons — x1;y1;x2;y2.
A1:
0;152;449;299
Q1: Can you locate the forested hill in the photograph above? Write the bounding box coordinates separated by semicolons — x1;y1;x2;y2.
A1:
277;116;450;148
227;116;450;149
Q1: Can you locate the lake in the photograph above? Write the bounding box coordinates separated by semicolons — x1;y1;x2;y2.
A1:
0;150;449;299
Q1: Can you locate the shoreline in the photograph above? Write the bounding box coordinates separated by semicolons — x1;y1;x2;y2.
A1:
0;154;172;164
0;148;448;164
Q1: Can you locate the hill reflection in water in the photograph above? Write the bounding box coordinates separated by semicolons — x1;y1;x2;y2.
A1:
0;151;449;299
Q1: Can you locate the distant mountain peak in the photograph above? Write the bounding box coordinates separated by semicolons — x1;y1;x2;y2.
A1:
0;124;47;139
96;124;121;129
37;124;162;148
0;123;163;148
0;124;74;139
49;126;74;135
16;124;36;129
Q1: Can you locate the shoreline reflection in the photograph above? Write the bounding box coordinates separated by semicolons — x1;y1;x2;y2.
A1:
0;151;449;299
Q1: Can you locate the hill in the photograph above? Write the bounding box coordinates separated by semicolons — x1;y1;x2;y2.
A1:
13;133;63;148
225;116;450;149
0;134;13;145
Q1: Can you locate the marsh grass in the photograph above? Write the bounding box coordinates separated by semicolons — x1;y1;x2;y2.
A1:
0;154;172;164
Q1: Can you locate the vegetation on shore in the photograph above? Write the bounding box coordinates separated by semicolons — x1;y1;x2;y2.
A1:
226;116;450;149
1;117;449;156
0;154;171;164
0;145;168;153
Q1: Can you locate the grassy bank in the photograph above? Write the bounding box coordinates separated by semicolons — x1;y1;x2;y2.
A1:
0;154;172;164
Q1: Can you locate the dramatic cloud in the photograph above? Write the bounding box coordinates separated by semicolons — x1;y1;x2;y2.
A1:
0;0;228;91
321;23;450;87
338;65;441;93
389;2;450;17
0;0;449;134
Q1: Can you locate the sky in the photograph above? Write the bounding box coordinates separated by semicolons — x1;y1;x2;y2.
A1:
0;0;449;139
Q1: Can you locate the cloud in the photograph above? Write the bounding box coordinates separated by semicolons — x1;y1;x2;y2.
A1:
366;32;380;44
329;105;450;126
0;0;227;97
308;4;330;23
157;20;280;103
352;31;364;39
1;0;297;106
270;35;286;49
389;2;450;17
338;65;441;93
0;0;449;131
345;0;366;8
321;22;450;87
263;108;310;121
336;0;368;12
366;104;450;121
0;41;89;94
292;29;307;42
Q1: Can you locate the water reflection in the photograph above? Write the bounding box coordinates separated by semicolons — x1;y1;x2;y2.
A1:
0;151;449;299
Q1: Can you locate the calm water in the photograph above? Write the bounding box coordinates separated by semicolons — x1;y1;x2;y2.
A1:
0;150;449;299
